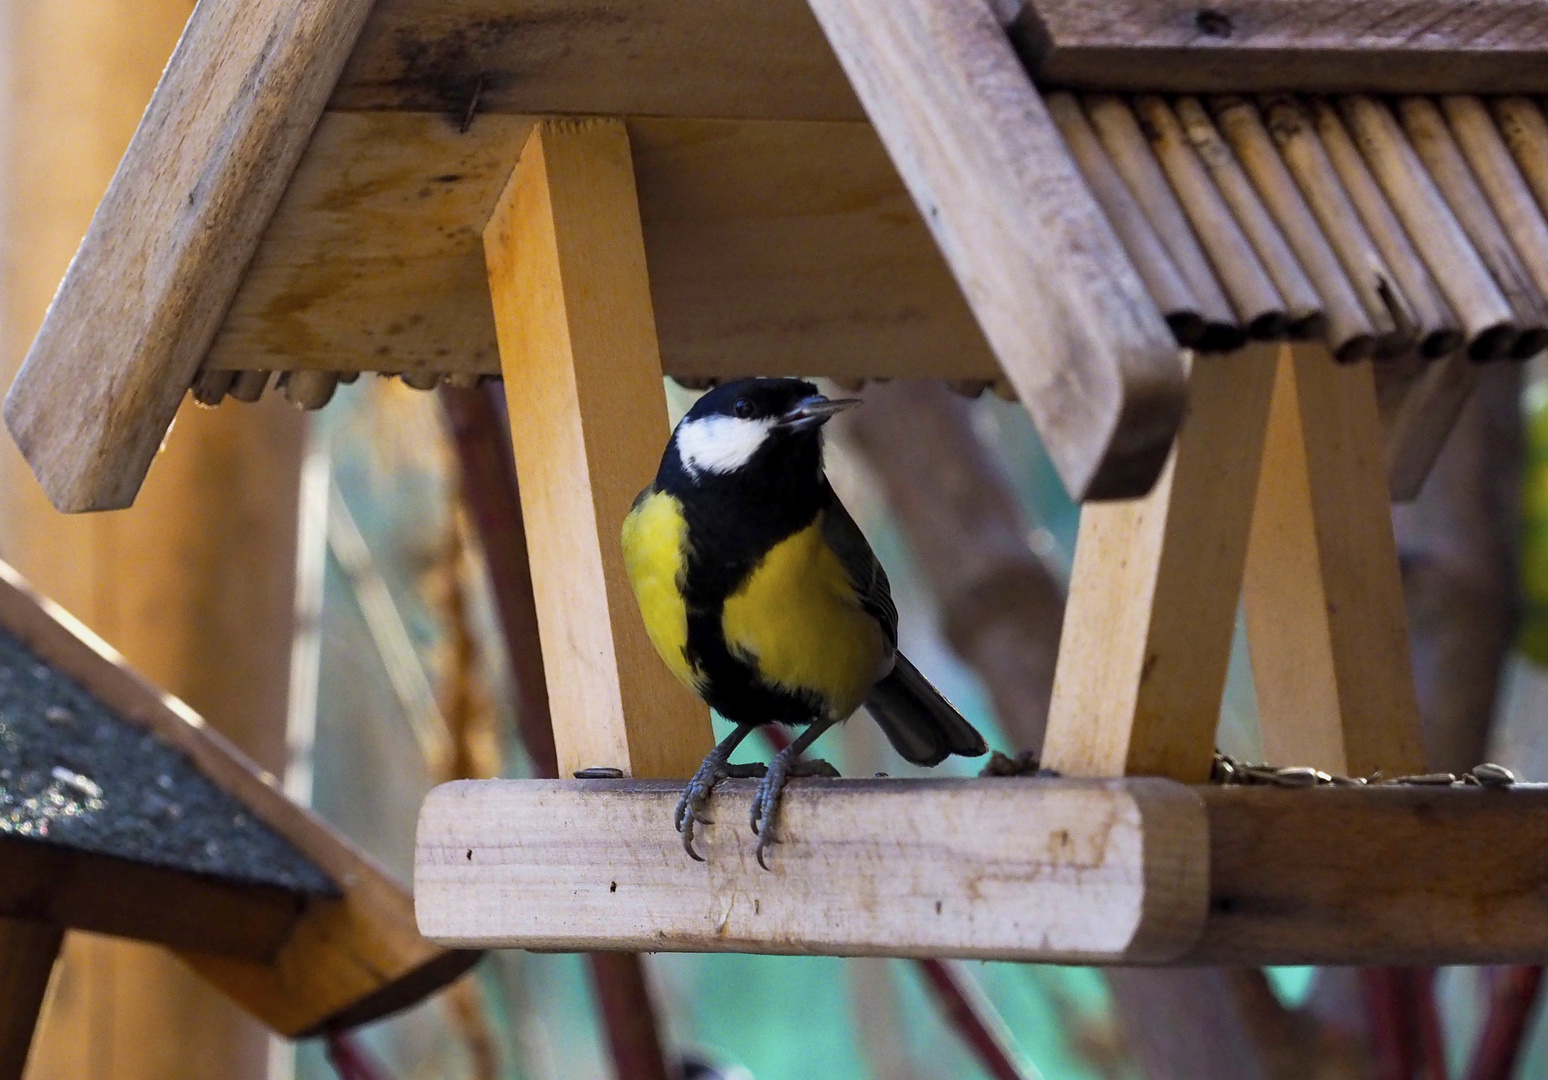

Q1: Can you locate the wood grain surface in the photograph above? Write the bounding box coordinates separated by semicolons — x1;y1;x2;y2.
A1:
415;777;1210;963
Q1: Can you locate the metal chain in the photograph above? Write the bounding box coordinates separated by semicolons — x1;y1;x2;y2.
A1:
1209;752;1517;789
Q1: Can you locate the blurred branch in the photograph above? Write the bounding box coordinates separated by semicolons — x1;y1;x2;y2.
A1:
842;381;1063;749
440;384;557;780
443;382;673;1080
1465;967;1544;1080
917;959;1042;1080
325;1033;396;1080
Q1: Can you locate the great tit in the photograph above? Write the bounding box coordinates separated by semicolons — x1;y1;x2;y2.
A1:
621;377;988;866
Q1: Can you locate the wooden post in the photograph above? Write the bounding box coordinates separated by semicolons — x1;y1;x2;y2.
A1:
1042;346;1279;782
483;118;713;780
1242;346;1426;776
0;920;61;1080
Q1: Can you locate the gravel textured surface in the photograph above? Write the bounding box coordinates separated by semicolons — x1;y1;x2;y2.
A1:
0;627;334;893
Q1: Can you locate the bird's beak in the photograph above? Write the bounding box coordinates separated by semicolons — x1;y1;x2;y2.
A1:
775;395;861;432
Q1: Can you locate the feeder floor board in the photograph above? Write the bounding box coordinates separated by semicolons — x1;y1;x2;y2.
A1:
415;777;1548;966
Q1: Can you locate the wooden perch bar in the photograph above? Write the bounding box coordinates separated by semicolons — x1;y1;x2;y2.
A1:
807;0;1186;498
1399;96;1548;358
1173;96;1325;340
1134;95;1288;340
1046;92;1206;347
416;778;1548;966
1083;94;1242;352
1212;97;1376;361
1259;95;1413;357
1340;95;1518;360
3;0;377;511
1310;97;1463;359
417;777;1210;963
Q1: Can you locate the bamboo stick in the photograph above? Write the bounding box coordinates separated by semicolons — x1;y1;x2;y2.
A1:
1492;98;1548;218
1444;95;1548;361
1259;95;1413;358
1211;96;1377;362
189;368;236;407
1046;91;1207;346
1309;98;1462;360
1135;95;1288;341
1084;94;1244;352
284;370;340;410
227;369;272;402
1340;95;1517;360
1400;97;1548;359
1174;96;1325;341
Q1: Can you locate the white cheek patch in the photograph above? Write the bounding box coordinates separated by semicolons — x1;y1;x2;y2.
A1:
675;415;775;477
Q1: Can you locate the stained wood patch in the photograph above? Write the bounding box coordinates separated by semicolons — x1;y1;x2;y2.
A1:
415;778;1211;963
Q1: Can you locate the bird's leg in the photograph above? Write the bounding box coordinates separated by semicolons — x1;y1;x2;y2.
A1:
749;718;840;869
675;723;762;861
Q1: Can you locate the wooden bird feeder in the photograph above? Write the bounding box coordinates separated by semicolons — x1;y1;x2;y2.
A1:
9;0;1548;966
0;560;478;1080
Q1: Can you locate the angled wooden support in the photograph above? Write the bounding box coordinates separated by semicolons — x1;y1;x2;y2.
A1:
3;0;376;511
0;918;61;1080
1045;340;1426;784
1243;346;1426;776
483;118;713;781
806;0;1187;499
1042;346;1280;782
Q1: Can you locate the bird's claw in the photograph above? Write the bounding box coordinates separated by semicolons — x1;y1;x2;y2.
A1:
749;757;839;869
676;760;769;861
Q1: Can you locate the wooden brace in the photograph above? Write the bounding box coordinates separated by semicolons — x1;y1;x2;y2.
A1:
1044;342;1426;781
483;118;714;781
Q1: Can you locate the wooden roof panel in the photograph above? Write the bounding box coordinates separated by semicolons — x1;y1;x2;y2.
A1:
204;112;999;382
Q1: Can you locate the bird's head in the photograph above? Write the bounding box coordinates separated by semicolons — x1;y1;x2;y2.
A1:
665;378;860;485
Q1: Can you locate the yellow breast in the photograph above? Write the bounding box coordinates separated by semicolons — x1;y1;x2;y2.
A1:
721;514;890;720
620;489;702;693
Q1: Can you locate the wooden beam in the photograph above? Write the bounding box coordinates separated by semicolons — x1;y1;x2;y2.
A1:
3;0;376;512
1041;347;1278;782
807;0;1186;500
204;113;998;384
1019;0;1548;94
0;836;308;962
415;778;1211;962
0;919;61;1080
331;0;862;121
0;561;478;1035
415;778;1548;966
1194;785;1548;965
1242;346;1426;776
483;118;713;780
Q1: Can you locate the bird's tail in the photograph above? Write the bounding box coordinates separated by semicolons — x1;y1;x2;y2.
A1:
864;651;988;767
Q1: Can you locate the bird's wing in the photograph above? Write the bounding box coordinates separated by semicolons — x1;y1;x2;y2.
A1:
820;486;899;649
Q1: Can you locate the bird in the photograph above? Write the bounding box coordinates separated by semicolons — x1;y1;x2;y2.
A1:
621;377;988;867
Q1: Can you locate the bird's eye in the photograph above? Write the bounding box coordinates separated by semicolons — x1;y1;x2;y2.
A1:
733;397;756;419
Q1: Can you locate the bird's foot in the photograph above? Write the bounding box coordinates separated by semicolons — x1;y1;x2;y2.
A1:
675;760;768;861
749;756;841;870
